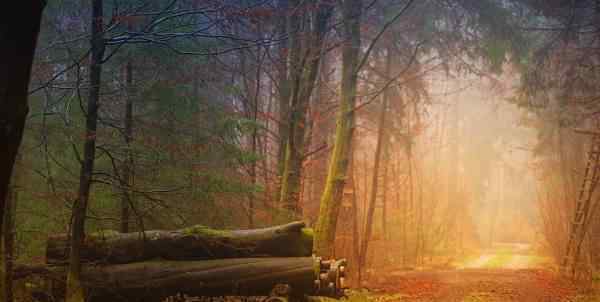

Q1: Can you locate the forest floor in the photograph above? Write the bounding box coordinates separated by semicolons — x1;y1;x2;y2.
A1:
358;243;599;302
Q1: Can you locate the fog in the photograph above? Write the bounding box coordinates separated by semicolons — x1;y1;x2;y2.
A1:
5;1;600;300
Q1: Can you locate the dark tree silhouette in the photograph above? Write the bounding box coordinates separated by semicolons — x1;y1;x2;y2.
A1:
0;2;45;301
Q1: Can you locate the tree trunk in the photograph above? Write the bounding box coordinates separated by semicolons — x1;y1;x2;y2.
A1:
381;158;389;241
407;104;415;264
47;221;313;264
276;0;293;201
448;102;459;254
349;155;362;284
313;0;362;258
394;154;408;266
359;68;389;270
1;171;17;302
236;25;261;228
18;257;348;302
0;3;45;302
87;258;316;302
120;54;134;234
279;1;333;217
67;1;105;301
416;160;424;265
304;50;333;224
22;258;318;302
249;114;257;227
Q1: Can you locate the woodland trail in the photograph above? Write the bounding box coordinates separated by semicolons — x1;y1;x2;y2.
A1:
366;243;579;302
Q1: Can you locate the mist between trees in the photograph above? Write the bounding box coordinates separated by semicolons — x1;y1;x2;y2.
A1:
2;0;600;301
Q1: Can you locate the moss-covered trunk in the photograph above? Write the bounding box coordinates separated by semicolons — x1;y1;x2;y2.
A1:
47;222;313;264
276;0;297;203
18;257;348;302
279;1;333;217
22;258;315;302
313;0;362;258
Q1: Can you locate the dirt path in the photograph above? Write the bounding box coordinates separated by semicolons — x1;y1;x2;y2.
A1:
369;268;576;302
366;244;578;301
457;243;544;270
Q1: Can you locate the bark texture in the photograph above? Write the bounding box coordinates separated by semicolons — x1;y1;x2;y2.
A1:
0;3;45;302
1;181;16;302
120;53;134;234
279;1;333;216
21;258;316;302
17;257;348;302
276;0;293;200
47;221;313;264
359;53;391;270
314;0;362;258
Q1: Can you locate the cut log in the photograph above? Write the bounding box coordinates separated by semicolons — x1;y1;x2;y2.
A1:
85;257;315;302
16;257;348;302
47;221;313;264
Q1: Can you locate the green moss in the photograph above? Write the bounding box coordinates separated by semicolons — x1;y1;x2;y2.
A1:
85;230;120;246
89;230;120;238
372;293;409;302
344;290;372;302
302;228;314;241
183;225;232;237
299;228;314;256
306;296;340;302
312;256;321;279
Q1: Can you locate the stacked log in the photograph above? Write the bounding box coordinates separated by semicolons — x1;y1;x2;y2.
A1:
82;257;317;301
16;257;347;302
18;221;348;301
47;221;313;264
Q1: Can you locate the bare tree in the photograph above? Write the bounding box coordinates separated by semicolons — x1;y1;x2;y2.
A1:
66;0;105;300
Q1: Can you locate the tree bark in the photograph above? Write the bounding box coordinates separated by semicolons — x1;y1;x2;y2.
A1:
22;258;317;302
448;102;459;254
349;155;362;284
88;258;318;302
359;58;390;270
0;3;45;302
1;173;17;302
18;257;348;302
381;157;389;241
276;0;293;201
120;53;134;234
279;1;333;216
47;221;313;264
67;1;105;301
314;0;362;258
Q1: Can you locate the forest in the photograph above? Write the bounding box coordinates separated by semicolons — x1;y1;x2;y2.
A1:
2;0;600;301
